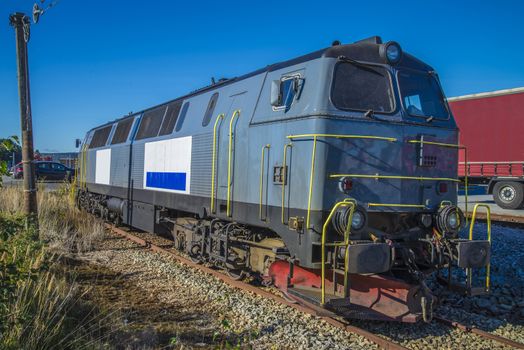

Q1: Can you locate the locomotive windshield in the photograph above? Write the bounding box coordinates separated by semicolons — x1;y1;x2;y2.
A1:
331;63;395;113
398;71;449;119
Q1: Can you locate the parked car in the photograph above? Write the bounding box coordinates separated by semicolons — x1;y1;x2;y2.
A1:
14;161;75;182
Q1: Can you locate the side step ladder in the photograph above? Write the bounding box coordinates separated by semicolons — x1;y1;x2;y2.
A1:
439;203;492;296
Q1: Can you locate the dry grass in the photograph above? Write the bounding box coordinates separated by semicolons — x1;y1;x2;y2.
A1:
0;183;106;253
0;184;114;349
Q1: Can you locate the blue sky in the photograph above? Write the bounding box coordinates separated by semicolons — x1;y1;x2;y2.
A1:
1;0;523;152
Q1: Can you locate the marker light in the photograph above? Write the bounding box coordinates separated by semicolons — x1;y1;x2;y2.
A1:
380;41;403;64
438;182;448;194
339;177;353;193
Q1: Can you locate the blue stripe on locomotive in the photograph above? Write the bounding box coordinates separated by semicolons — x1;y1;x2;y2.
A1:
146;172;186;191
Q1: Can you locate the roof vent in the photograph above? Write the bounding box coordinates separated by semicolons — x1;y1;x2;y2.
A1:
331;40;341;46
354;36;383;45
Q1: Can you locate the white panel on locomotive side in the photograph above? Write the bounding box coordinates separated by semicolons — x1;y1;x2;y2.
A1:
95;149;111;185
143;136;192;194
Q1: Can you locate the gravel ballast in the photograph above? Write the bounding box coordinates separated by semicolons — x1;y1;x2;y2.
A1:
80;232;376;349
77;221;523;349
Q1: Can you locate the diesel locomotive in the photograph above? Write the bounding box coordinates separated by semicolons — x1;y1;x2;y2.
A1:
76;36;491;322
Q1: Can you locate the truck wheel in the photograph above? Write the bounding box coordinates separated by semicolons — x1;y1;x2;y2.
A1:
493;181;524;209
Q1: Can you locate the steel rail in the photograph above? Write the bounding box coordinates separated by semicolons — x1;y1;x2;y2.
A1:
434;316;524;349
104;223;408;350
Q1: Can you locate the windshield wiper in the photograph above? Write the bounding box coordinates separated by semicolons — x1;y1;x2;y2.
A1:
337;56;385;76
364;109;375;120
363;109;389;122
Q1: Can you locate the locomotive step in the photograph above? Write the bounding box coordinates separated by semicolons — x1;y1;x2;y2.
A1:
287;285;419;322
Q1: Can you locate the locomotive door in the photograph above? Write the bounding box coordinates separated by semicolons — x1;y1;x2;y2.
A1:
216;92;247;217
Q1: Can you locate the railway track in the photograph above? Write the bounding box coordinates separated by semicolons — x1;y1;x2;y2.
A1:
105;223;524;350
464;211;524;225
434;317;524;349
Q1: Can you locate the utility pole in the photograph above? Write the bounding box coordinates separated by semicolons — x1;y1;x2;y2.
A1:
9;13;38;221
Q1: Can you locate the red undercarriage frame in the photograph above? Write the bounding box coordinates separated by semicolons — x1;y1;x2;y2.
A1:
268;260;429;322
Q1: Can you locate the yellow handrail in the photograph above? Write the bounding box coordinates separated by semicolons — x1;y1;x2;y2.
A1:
368;203;426;208
407;139;460;148
467;203;491;292
226;110;241;217
71;143;88;202
281;143;293;224
306;136;318;228
287;133;396;229
321;198;356;305
77;143;87;190
440;200;452;208
210;113;225;214
259;144;270;221
329;174;460;182
288;133;398;142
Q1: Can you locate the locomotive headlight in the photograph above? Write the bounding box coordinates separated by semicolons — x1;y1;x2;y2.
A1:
380;41;402;64
351;210;365;231
332;205;367;235
447;212;459;229
435;205;465;236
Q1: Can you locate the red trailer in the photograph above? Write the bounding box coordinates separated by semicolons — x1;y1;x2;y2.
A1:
448;87;524;209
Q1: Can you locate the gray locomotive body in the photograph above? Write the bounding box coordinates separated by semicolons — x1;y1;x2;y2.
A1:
77;37;490;322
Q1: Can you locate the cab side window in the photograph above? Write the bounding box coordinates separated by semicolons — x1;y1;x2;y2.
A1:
270;74;303;111
175;102;190;132
278;78;296;107
202;93;219;127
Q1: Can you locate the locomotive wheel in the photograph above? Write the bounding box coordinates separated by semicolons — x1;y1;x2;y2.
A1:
493;181;524;209
226;268;244;280
189;244;203;264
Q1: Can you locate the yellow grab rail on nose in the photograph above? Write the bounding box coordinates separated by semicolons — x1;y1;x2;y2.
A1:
368;203;426;208
259;144;270;221
467;203;492;292
226;110;241;217
281;143;293;224
286;133;396;230
407;139;460;148
321;198;356;305
288;134;398;142
306;136;318;229
210;113;225;214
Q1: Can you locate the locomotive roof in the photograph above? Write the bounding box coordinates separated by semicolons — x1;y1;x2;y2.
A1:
90;36;433;131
